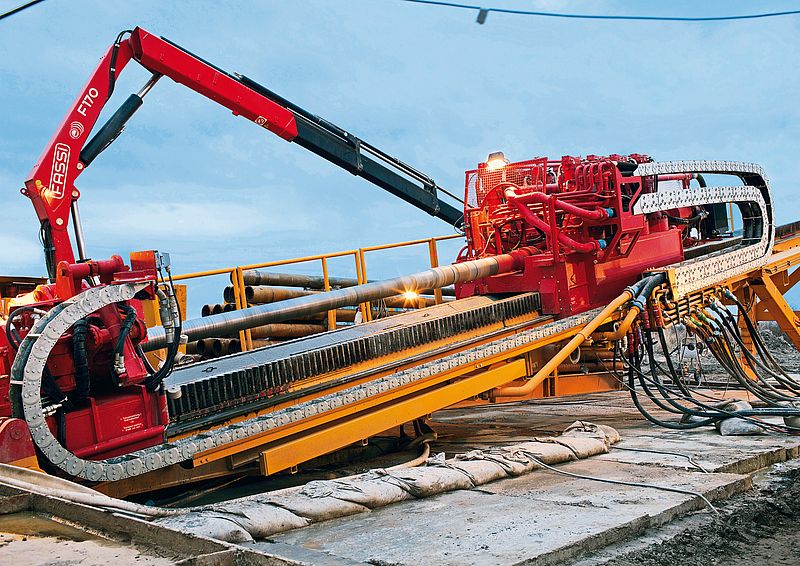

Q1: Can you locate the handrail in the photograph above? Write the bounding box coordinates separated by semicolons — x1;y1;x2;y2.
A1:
160;234;464;351
166;235;462;282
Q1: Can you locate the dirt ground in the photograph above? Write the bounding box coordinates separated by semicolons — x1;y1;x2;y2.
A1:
599;463;800;566
593;322;800;566
0;531;174;566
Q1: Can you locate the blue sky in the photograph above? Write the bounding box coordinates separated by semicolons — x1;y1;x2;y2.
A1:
2;1;799;313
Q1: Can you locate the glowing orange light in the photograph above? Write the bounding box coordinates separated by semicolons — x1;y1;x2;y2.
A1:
486;150;509;171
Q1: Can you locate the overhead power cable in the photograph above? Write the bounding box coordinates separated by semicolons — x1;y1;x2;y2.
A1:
0;0;48;22
396;0;800;25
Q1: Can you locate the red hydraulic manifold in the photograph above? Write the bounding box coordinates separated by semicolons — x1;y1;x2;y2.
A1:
457;153;699;315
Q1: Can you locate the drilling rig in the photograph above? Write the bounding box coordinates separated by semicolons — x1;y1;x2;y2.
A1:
2;27;799;496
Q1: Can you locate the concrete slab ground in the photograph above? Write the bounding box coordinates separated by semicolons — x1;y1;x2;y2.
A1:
3;390;798;565
253;391;800;565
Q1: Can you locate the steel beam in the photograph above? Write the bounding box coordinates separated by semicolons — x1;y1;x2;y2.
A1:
258;359;526;475
752;271;800;351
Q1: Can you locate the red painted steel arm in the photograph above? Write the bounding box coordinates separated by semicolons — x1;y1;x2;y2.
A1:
128;29;298;140
23;27;299;269
23;39;136;266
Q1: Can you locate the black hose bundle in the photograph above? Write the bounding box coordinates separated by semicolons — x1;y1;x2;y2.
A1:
114;304;138;364
142;278;182;392
72;318;90;401
604;280;800;433
619;337;800;433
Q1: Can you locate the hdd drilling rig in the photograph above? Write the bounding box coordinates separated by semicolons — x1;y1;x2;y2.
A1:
3;27;800;496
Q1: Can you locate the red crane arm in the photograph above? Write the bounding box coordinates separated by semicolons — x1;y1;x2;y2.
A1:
23;27;299;270
23;27;460;279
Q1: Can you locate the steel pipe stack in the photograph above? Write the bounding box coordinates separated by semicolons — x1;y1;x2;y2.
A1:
203;303;357;324
195;338;242;357
249;323;326;340
145;248;532;350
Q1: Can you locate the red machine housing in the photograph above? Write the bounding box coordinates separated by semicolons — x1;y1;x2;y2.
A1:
0;252;167;466
457;154;699;315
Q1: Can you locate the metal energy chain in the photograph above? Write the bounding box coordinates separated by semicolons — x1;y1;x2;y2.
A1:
13;281;597;482
633;160;774;296
15;161;775;480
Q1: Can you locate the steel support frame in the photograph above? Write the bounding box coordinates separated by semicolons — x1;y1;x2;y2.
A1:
187;317;584;472
258;359;526;475
751;270;800;350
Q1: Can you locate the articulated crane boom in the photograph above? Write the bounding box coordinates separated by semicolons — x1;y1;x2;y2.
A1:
2;27;470;485
25;27;462;278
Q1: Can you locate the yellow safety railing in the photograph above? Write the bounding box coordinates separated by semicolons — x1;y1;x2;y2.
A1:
164;234;463;352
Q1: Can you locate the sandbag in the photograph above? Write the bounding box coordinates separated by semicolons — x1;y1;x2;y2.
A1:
154;421;620;543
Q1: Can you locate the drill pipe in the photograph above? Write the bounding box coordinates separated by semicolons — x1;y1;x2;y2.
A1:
380;295;441;309
195;339;212;357
212;338;241;357
224;286;311;304
274;310;358;323
241;270;456;297
223;285;452;307
144;249;532;351
202;303;238;317
196;338;241;358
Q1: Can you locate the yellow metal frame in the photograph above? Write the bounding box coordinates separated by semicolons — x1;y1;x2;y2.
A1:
191;312;579;475
258;360;526;475
655;232;800;377
103;231;800;497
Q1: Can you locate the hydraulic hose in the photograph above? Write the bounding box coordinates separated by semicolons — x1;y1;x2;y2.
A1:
496;275;659;398
708;303;800;397
657;327;694;397
640;330;716;417
72;318;90;400
623;348;714;430
114;305;138;357
640;329;764;421
504;185;612;221
506;195;601;254
113;304;139;379
629;317;800;431
143;287;182;392
723;289;793;376
9;302;69;420
621;343;797;431
594;307;641;342
711;302;788;379
691;315;787;403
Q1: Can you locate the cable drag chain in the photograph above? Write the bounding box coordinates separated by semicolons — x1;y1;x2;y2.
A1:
633;160;773;297
12;281;593;482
